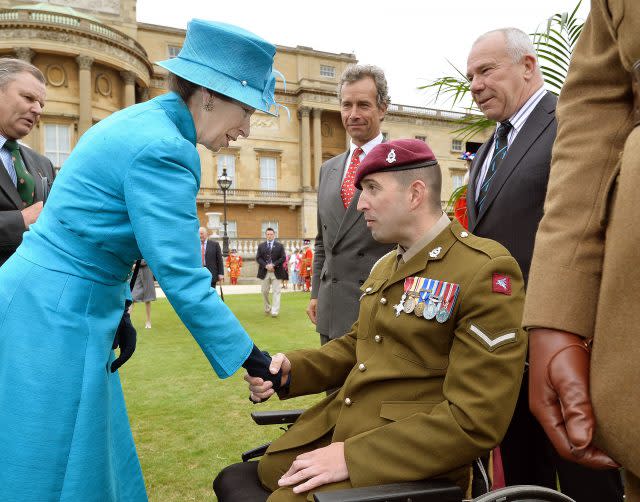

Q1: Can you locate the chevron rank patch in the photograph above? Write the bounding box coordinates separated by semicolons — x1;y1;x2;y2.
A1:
492;273;511;295
467;323;517;351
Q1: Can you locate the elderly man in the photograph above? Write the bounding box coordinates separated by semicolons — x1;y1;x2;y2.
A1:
0;58;55;266
307;64;394;345
199;226;224;287
525;0;640;499
215;139;527;501
465;28;622;499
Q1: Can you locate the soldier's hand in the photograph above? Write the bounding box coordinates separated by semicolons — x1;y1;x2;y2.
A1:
529;328;619;469
278;442;349;493
245;352;290;403
306;298;318;325
21;201;43;228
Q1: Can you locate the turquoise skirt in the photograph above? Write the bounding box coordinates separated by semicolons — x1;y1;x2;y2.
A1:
0;254;147;501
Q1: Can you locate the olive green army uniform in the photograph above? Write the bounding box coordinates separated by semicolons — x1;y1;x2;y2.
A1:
258;218;528;501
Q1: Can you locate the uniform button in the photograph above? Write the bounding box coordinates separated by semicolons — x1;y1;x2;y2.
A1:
374;335;382;343
332;278;338;283
358;363;366;372
380;297;387;305
365;287;372;293
460;231;469;238
344;397;352;406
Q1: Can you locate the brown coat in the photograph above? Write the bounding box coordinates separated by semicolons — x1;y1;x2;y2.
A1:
263;220;527;492
523;0;640;478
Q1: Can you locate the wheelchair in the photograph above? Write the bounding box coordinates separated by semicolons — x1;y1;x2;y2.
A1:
213;409;576;502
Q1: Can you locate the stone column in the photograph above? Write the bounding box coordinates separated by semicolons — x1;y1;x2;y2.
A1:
298;106;312;190
76;55;94;137
14;47;34;62
312;108;323;188
120;71;136;107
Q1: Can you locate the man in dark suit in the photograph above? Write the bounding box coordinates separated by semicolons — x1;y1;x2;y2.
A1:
306;64;394;345
465;28;622;501
256;227;286;317
199;226;224;287
0;58;55;267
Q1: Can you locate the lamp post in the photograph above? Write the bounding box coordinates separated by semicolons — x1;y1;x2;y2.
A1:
217;166;232;257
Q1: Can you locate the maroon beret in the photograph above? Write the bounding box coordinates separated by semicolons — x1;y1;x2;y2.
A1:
354;139;438;189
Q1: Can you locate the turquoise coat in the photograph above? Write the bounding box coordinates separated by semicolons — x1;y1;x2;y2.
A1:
0;93;253;501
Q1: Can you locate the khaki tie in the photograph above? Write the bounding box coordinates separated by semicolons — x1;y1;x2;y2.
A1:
5;140;35;206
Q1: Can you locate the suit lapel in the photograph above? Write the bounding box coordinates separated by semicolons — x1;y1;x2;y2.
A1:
334;191;364;245
467;142;491;231
324;152;348;234
475;92;556;225
0;158;21;209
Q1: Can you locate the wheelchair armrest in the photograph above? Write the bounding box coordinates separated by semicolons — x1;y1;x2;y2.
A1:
251;409;304;425
241;442;271;462
312;479;463;502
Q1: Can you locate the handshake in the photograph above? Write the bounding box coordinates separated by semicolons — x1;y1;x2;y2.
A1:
242;344;290;403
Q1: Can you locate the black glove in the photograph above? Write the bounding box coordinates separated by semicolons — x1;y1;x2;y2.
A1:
111;300;137;373
242;344;283;393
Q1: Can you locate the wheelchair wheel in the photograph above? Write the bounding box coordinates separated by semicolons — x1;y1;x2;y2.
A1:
471;484;576;502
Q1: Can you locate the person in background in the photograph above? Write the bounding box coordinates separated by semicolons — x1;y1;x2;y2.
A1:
306;64;395;346
130;259;156;329
0;58;56;267
464;27;622;500
288;248;300;291
226;248;242;285
0;19;283;501
299;239;313;293
256;227;286;317
199;226;224;287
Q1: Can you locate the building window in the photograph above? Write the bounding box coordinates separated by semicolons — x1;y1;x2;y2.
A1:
225;220;237;238
452;174;465;190
216;154;236;189
451;139;463;152
167;45;181;58
261;221;279;236
320;65;335;78
44;123;71;169
259;156;277;190
415;135;426;142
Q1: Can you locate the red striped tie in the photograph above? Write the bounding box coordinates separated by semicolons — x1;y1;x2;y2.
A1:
341;147;363;208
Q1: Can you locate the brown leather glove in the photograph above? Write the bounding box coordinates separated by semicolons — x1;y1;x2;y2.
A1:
528;328;619;469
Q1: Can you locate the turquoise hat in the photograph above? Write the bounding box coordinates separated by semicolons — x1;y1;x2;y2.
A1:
157;19;283;116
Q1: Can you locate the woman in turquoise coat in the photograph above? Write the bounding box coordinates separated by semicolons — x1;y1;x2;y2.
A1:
0;19;282;501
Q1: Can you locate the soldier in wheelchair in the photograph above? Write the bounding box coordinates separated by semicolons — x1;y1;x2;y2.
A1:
214;140;570;502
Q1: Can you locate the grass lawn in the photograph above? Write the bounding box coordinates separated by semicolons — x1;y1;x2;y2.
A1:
122;292;323;501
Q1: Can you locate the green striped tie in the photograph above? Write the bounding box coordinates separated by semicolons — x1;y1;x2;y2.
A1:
5;140;34;206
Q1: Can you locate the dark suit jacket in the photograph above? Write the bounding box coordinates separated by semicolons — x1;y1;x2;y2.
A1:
204;238;224;286
467;91;557;284
256;240;286;280
0;143;55;266
312;151;394;340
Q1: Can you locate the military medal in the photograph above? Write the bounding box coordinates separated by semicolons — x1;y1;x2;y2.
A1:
403;277;422;314
424;280;444;320
393;277;413;317
414;279;434;317
436;282;460;323
436;283;454;323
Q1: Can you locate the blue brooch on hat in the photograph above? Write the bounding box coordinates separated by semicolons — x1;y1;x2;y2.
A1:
157;19;287;116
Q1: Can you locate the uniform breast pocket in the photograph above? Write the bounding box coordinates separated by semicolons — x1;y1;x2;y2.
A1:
390;321;452;370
